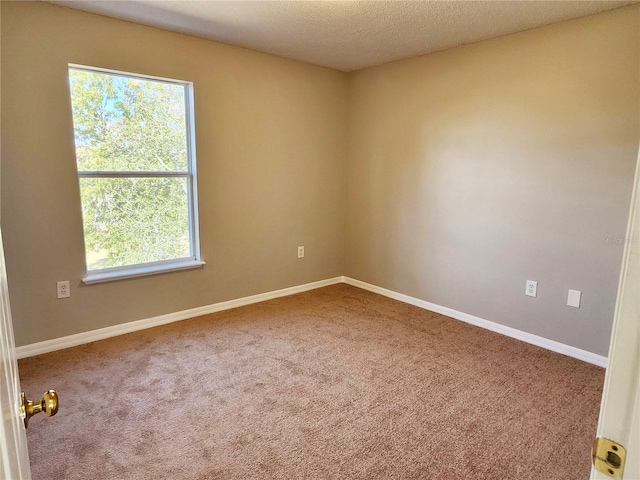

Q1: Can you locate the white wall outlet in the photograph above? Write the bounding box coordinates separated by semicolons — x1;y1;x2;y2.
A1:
567;289;581;308
525;280;537;297
57;280;70;299
297;246;305;258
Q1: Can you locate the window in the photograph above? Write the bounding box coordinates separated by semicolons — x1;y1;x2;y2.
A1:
68;65;203;284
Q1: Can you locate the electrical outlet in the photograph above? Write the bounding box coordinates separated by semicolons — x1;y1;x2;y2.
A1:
297;246;305;258
57;281;70;299
525;280;537;298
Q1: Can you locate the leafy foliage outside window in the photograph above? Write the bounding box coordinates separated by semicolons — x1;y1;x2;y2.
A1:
69;67;197;271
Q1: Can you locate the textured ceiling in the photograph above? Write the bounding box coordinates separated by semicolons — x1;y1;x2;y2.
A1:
48;1;636;72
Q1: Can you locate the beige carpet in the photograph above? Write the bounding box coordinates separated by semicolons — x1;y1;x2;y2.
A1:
19;284;604;479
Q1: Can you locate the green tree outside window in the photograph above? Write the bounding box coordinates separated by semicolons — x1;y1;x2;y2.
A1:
69;67;197;271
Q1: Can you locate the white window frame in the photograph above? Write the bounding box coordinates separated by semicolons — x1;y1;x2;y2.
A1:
69;64;204;284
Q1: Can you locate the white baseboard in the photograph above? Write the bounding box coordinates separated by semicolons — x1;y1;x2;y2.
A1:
343;277;608;368
15;276;343;359
16;274;607;368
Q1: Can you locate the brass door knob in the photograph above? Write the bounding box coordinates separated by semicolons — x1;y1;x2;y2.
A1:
20;390;59;428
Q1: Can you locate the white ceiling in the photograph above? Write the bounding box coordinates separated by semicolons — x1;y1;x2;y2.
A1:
48;0;636;72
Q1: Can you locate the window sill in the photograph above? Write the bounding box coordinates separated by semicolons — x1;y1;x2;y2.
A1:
82;260;206;285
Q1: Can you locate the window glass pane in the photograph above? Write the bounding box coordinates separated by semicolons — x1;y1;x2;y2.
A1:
80;177;191;270
69;69;188;172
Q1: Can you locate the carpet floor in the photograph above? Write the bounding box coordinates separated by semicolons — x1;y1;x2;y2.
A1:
19;284;604;479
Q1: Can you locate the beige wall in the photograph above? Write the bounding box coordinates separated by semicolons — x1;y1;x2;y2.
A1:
1;2;348;346
345;5;639;356
2;3;638;356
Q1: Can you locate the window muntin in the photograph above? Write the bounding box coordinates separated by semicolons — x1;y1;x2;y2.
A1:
69;65;201;279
